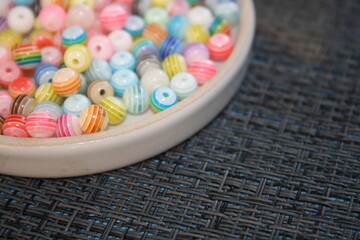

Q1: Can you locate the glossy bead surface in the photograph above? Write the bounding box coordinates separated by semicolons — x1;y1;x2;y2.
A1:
0;29;23;50
109;51;136;72
41;46;62;66
63;94;91;116
150;86;178;112
166;0;190;17
26;110;57;138
11;95;36;116
111;69;139;96
124;15;145;38
34;82;63;104
214;2;240;25
170;72;197;100
188;59;217;85
136;54;162;77
123;84;149;114
144;7;169;26
108;30;133;52
99;96;126;125
0;61;22;89
78;73;87;95
167;15;189;40
207;33;234;60
0;91;13;118
66;4;95;30
100;4;128;31
33;101;63;119
29;29;55;49
185;25;209;44
34;64;58;86
209;17;231;36
79;104;108;134
64;44;92;72
0;45;11;62
0;17;7;32
95;0;111;12
39;5;67;32
162;54;187;79
84;59;112;82
0;116;4;135
52;68;81;96
62;26;87;48
141;68;169;95
14;44;42;70
87;35;113;61
8;77;36;98
183;42;209;65
159;37;184;60
143;23;168;46
7;6;35;34
131;38;159;59
187;6;213;29
87;79;114;104
2;114;29;137
56;113;83;137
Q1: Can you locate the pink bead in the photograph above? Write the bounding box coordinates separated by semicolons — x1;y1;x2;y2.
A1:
207;33;234;61
0;61;22;89
41;46;62;66
26;111;57;138
188;60;217;86
95;0;112;12
56;113;83;137
0;0;12;18
87;35;114;61
0;45;11;62
100;4;128;32
183;42;210;66
39;5;67;32
113;0;133;11
166;0;190;17
67;4;96;30
0;90;13;118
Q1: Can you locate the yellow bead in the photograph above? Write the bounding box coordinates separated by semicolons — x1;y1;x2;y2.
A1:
64;44;92;72
33;18;43;29
162;54;187;79
185;25;210;44
0;30;23;50
69;0;95;9
35;83;64;105
151;0;171;8
99;96;126;125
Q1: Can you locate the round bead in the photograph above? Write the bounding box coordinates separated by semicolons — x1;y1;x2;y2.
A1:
108;30;133;52
26;110;57;138
87;35;114;61
159;37;184;60
188;59;217;86
95;0;111;12
41;46;62;66
56;113;83;137
170;72;197;100
62;26;87;48
162;54;187;79
0;29;23;50
7;6;35;34
151;0;170;8
38;5;67;32
136;54;162;77
111;69;139;96
209;17;231;36
185;25;210;44
69;0;95;9
141;68;169;95
8;77;36;98
99;96;126;125
87;79;114;104
150;86;178;112
34;83;63;104
187;6;213;29
100;4;128;31
64;44;92;72
13;0;36;5
79;104;108;134
132;0;151;16
2;114;29;137
40;0;68;9
0;90;13;118
143;23;168;46
0;45;11;62
0;116;4;135
52;68;81;96
0;17;7;32
124;15;145;38
84;59;112;82
11;95;36;116
33;101;63;119
131;38;159;59
109;51;136;72
144;7;169;26
14;44;42;70
166;0;190;17
78;73;88;95
63;94;91;116
66;4;95;30
0;61;22;89
207;33;234;61
183;42;209;65
123;84;149;114
214;2;240;25
29;29;55;49
34;64;58;86
167;15;189;40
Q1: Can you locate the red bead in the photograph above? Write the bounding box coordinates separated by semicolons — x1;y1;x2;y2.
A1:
207;33;234;61
188;59;217;86
2;114;29;138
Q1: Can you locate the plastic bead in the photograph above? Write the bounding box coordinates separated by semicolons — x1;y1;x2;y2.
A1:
169;72;197;100
69;0;95;9
0;61;22;89
144;7;169;26
62;26;87;48
99;96;126;125
214;2;240;25
7;6;35;34
41;46;62;66
151;0;170;8
78;73;87;95
79;104;108;134
0;116;4;135
100;4;128;31
185;24;209;44
63;94;91;116
14;44;42;70
29;29;55;49
0;90;13;118
0;29;23;50
8;77;36;98
166;0;190;17
183;42;209;65
0;17;7;32
159;37;184;60
52;68;81;96
108;30;133;52
84;59;112;82
124;15;145;38
123;84;149;114
109;51;136;72
131;38;159;59
87;79;114;104
34;64;58;86
136;54;162;77
56;113;83;137
162;54;187;79
33;101;63;119
34;83;63;104
187;6;213;29
66;4;96;30
64;44;92;72
2;114;29;137
87;35;113;61
209;17;231;36
150;86;178;112
39;5;67;32
207;33;234;61
40;0;68;9
132;0;151;16
143;23;168;46
188;59;217;85
141;68;169;95
26;110;57;138
167;15;189;40
0;46;11;62
11;95;36;116
111;69;139;96
13;0;36;6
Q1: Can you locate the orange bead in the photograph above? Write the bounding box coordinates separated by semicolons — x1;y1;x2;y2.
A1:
8;77;36;98
52;68;81;96
142;23;168;46
79;104;109;134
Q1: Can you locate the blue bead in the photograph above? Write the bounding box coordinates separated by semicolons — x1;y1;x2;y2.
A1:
84;59;112;82
62;26;87;47
110;69;139;96
63;94;91;116
78;73;88;95
159;37;184;60
167;16;190;40
12;0;35;5
124;15;145;38
123;84;149;114
150;87;178;112
33;101;63;120
132;39;159;59
109;51;136;72
34;64;59;86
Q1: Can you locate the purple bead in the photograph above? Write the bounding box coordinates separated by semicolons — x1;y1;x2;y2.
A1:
183;42;210;66
0;17;7;31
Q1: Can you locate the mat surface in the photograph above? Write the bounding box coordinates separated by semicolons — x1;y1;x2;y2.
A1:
1;0;360;239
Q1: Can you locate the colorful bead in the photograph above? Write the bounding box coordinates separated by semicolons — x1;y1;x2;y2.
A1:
108;30;133;52
131;38;159;59
40;0;68;9
185;24;209;44
166;0;190;17
41;46;62;66
162;54;187;79
209;17;231;36
14;44;42;70
169;72;197;100
188;59;217;85
167;15;189;40
63;94;91;116
33;101;63;119
0;17;7;32
186;0;198;6
0;29;23;50
2;114;29;137
143;23;168;46
64;44;92;72
109;51;136;72
99;96;126;125
69;0;95;9
207;33;234;61
150;86;178;112
183;42;209;65
13;0;36;6
29;29;55;49
87;35;114;61
26;110;57;138
159;37;184;60
0;90;13;118
38;5;67;32
0;45;11;62
62;26;87;48
0;116;4;135
214;2;240;25
34;83;63;104
56;113;83;137
7;6;35;34
84;59;112;82
100;4;128;31
141;68;169;95
95;0;111;12
66;4;96;30
136;54;162;77
144;7;169;26
124;15;145;38
123;84;149;114
0;61;22;89
79;104;108;134
151;0;170;8
11;95;36;116
52;68;81;96
111;69;139;96
132;0;151;16
187;6;213;29
87;79;114;104
8;77;36;98
34;64;58;86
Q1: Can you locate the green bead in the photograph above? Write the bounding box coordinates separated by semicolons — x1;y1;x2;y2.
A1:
144;7;169;26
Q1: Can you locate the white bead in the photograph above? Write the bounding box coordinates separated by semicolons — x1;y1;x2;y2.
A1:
7;6;35;34
170;72;198;100
141;69;169;95
187;6;214;29
108;30;133;52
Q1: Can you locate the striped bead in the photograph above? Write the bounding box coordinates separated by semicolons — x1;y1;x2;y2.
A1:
167;15;189;40
63;94;91;116
11;95;36;116
169;72;198;100
62;26;88;48
141;68;169;95
209;17;231;36
34;83;63;104
111;69;139;96
142;23;168;46
0;116;4;135
29;29;55;49
8;77;36;98
56;113;83;137
0;29;23;50
150;86;178;113
109;51;136;72
64;44;92;72
123;84;149;114
124;15;145;38
26;111;57;138
207;33;234;61
188;59;217;86
136;54;162;77
185;25;209;44
84;59;112;82
100;4;128;31
87;79;114;104
14;44;42;70
162;54;187;79
2;114;29;137
34;64;59;86
52;68;81;97
0;17;7;32
79;104;109;134
99;96;126;125
159;37;184;60
33;101;63;120
132;38;159;60
183;42;210;65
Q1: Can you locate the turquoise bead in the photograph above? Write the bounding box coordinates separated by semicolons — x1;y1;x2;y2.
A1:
150;86;178;112
109;51;136;72
33;101;63;120
124;15;145;38
123;84;149;114
111;69;139;96
84;59;112;82
63;94;91;116
167;15;189;40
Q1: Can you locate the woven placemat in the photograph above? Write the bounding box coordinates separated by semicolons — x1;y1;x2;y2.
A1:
1;0;360;239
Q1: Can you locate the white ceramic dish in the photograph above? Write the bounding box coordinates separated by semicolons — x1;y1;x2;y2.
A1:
0;0;255;178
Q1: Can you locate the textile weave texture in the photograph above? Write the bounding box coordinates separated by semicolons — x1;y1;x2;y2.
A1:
1;0;360;239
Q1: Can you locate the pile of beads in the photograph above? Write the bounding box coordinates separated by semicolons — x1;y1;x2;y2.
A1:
0;0;240;138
